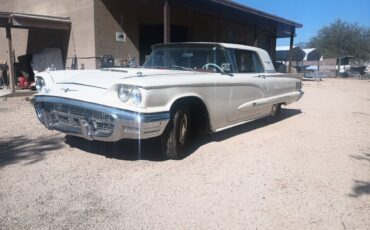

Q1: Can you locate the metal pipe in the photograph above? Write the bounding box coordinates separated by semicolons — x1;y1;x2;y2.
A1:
288;27;295;73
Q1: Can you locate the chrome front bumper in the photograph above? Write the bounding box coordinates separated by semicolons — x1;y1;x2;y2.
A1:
31;96;170;141
297;90;304;101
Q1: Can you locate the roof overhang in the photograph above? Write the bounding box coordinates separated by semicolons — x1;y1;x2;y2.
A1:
0;12;71;30
210;0;302;28
169;0;302;38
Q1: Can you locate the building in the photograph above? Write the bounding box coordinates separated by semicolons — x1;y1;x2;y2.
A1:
0;0;302;96
0;0;301;71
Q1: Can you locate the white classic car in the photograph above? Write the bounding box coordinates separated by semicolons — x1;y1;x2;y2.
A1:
32;43;303;159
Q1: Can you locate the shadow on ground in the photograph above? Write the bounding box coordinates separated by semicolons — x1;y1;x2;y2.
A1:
349;180;370;198
0;135;65;168
349;152;370;197
65;108;302;161
65;135;164;161
350;153;370;163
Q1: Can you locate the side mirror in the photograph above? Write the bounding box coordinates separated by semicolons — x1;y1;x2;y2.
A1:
221;63;232;73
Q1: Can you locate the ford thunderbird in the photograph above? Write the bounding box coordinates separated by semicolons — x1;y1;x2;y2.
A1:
32;43;303;159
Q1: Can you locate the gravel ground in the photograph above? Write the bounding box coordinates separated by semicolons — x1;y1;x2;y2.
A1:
0;79;369;229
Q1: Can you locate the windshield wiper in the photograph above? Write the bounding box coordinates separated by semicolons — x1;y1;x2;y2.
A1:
142;66;171;70
170;65;194;71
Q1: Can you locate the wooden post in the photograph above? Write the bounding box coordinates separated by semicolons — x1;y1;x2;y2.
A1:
6;27;15;95
288;27;295;73
163;0;170;43
270;36;276;62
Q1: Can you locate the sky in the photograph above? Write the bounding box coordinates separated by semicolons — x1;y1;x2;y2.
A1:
235;0;370;46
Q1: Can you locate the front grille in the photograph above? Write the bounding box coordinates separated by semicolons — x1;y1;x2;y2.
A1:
37;102;114;136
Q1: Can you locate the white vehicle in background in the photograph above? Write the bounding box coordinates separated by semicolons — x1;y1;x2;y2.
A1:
337;56;353;77
32;43;303;159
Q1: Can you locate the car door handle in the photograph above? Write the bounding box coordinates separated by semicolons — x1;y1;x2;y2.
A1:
254;75;266;79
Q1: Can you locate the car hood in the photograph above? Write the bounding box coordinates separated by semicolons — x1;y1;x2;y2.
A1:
45;68;202;89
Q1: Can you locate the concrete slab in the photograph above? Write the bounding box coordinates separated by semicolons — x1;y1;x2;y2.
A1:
0;88;35;98
0;88;11;98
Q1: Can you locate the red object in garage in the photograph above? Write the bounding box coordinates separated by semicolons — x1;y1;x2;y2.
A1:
18;76;30;89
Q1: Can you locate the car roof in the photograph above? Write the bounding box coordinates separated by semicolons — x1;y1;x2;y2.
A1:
151;42;276;73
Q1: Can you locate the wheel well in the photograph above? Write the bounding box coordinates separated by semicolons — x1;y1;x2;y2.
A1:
170;97;211;137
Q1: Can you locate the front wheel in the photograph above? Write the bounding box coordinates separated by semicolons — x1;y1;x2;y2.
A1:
161;107;190;159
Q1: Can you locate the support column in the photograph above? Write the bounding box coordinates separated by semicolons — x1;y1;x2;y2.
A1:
270;36;276;62
163;0;170;43
6;27;15;95
253;26;259;47
288;27;295;73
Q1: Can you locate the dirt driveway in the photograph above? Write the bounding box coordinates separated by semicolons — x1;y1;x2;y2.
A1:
0;79;369;229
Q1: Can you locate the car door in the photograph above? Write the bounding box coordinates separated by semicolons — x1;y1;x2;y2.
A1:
228;49;268;122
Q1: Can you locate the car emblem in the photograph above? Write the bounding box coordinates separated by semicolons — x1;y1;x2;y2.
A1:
61;88;77;93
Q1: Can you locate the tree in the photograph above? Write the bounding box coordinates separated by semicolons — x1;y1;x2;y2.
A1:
309;20;370;65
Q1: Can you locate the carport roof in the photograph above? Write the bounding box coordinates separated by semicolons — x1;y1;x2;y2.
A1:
0;12;71;30
276;46;323;61
276;46;306;61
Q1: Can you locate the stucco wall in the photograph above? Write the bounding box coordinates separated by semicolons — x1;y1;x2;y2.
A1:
94;0;140;68
0;28;28;64
0;0;96;69
93;0;276;66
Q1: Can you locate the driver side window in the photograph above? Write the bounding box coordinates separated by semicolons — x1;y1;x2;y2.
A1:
234;49;264;73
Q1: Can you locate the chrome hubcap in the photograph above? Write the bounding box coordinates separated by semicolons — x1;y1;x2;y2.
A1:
179;114;188;145
271;105;277;116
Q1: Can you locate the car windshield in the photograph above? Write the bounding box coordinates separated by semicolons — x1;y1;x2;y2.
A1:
143;45;228;73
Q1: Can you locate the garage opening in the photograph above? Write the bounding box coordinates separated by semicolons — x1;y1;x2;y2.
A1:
0;12;71;95
27;28;70;68
139;24;188;64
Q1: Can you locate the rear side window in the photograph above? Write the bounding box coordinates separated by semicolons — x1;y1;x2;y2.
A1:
234;49;264;73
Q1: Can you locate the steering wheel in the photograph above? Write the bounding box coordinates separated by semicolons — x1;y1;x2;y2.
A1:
202;63;222;72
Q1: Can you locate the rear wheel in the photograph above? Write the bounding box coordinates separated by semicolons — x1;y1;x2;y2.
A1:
270;104;281;117
161;107;190;159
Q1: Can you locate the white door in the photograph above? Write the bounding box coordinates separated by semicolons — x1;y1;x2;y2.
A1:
228;49;269;122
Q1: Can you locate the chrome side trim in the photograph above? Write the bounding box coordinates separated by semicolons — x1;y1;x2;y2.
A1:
142;82;263;90
238;91;303;111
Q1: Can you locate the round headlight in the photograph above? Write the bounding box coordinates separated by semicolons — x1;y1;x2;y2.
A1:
130;88;142;105
35;78;45;92
118;86;131;102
